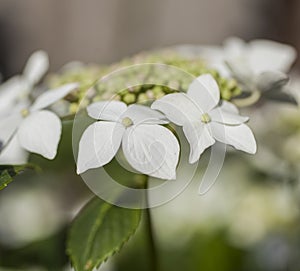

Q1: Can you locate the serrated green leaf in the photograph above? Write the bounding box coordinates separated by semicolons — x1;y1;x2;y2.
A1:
67;197;141;271
0;164;37;191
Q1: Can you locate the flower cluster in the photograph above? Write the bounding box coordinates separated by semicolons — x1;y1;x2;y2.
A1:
0;51;78;165
176;37;298;105
48;50;242;114
77;74;256;180
0;37;298;182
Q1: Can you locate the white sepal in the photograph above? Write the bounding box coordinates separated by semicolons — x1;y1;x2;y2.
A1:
122;124;179;180
77;121;125;174
17;110;62;159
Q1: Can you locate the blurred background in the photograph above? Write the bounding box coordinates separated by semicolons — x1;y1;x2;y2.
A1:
0;0;300;76
0;0;300;271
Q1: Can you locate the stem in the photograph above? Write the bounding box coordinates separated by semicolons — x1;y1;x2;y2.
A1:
232;89;261;107
145;180;159;271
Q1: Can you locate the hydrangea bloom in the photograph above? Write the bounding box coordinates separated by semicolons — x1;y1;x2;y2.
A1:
0;83;78;165
0;51;49;118
176;37;296;77
152;74;257;163
77;101;180;180
175;38;298;104
223;37;296;75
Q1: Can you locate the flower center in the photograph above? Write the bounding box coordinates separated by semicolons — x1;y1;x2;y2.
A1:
21;108;29;118
122;117;133;128
201;113;211;123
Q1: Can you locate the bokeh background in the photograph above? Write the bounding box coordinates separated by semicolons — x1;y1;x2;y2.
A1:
0;0;300;271
0;0;300;76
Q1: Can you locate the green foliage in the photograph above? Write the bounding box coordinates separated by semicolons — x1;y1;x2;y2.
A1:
0;227;68;271
67;197;142;271
0;164;37;191
115;230;245;271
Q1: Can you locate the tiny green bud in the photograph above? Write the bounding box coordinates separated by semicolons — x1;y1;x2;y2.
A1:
69;103;79;114
210;69;220;79
122;93;136;104
222;89;232;100
152;86;163;95
137;93;148;103
227;79;237;89
146;90;155;99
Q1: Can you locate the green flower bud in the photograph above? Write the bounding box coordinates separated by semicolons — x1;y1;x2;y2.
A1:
122;93;136;104
137;93;148;103
69;103;79;114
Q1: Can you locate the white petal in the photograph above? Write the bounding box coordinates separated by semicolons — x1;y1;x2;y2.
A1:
197;46;231;77
219;100;239;114
0;135;29;165
223;37;253;80
23;50;49;86
151;93;201;126
30;83;79;111
225;58;254;82
0;76;23;98
187;74;220;112
122;124;179;180
182;121;215;163
77;121;124;174
0;114;22;146
0;77;30;117
248;40;297;74
17;110;62;159
209;107;249;125
87;101;127;121
174;45;231;77
122;104;168;125
223;37;246;59
210;122;257;154
256;71;289;92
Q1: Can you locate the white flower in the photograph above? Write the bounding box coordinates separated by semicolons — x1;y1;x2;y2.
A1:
223;37;297;76
176;37;297;78
77;101;180;180
0;83;78;165
175;38;298;104
152;74;257;163
222;38;297;104
0;50;49;118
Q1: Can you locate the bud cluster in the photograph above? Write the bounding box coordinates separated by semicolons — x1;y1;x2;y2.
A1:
47;50;242;114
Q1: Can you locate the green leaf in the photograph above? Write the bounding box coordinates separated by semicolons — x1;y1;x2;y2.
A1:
67;197;142;271
0;164;37;191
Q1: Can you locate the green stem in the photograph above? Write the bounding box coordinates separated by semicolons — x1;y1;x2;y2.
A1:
232;89;261;107
145;180;159;271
